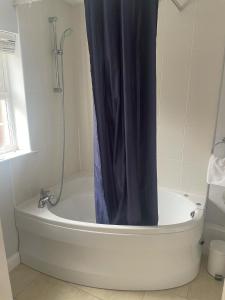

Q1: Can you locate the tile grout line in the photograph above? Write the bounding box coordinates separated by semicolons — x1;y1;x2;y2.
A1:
10;268;42;299
72;285;106;300
179;0;198;192
142;291;146;300
13;260;220;300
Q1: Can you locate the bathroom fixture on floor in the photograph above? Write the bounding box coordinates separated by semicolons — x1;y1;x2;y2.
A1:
208;240;225;280
38;18;72;208
16;175;205;290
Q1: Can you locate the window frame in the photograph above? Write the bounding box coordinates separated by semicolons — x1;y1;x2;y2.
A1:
0;53;18;155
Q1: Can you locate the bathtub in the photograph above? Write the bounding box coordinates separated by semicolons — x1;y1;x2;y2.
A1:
15;176;205;290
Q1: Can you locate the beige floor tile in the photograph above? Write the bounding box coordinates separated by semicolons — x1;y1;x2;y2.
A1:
74;285;113;299
187;257;223;300
101;290;144;300
9;264;41;297
16;274;100;300
12;257;224;300
143;292;186;300
146;284;189;299
75;284;144;300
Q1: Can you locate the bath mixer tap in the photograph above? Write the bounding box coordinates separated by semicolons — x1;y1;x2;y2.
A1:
38;189;55;208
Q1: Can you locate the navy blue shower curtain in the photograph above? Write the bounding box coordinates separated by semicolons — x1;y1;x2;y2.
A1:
84;0;158;225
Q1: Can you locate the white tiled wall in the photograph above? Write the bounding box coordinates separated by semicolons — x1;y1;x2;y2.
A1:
0;0;18;33
157;0;225;196
0;0;90;257
0;161;18;259
206;41;225;228
8;0;94;205
15;0;79;195
204;64;225;245
71;3;93;171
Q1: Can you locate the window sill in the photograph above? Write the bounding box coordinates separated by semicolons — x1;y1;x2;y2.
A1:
0;150;37;163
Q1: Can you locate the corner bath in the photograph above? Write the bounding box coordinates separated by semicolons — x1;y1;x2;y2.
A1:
15;176;205;290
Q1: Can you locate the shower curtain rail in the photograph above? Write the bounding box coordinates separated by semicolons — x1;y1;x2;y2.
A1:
14;0;189;11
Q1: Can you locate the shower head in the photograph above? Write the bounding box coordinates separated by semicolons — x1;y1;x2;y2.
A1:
60;28;73;50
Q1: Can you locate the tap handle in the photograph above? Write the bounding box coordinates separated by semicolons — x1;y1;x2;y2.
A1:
40;189;50;198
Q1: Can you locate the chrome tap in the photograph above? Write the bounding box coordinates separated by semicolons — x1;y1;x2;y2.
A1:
38;189;55;208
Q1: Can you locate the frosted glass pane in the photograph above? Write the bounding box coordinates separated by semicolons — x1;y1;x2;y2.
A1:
0;55;8;99
0;100;11;148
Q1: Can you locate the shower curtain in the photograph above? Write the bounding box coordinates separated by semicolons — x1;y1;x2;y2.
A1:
85;0;159;225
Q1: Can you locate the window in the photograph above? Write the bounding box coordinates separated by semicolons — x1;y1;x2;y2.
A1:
0;30;30;160
0;53;17;154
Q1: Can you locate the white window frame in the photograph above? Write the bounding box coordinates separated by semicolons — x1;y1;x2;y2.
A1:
0;53;18;155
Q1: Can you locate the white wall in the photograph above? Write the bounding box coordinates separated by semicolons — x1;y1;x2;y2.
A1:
71;3;93;171
157;0;225;250
0;0;19;259
0;162;18;259
13;0;85;205
0;220;13;300
0;0;18;33
0;0;86;258
157;0;225;196
206;50;225;228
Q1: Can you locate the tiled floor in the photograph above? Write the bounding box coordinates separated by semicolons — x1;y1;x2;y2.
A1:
10;257;223;300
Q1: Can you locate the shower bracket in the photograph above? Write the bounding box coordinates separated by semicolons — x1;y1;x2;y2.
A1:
48;16;62;93
48;16;58;23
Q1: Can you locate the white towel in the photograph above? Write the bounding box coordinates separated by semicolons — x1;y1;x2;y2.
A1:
207;154;225;186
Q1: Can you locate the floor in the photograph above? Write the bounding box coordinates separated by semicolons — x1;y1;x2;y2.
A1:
10;257;223;300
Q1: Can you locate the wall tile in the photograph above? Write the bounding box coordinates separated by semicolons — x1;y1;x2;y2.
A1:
182;125;212;165
157;158;182;190
10;153;41;205
157;124;184;161
181;162;208;195
157;0;225;196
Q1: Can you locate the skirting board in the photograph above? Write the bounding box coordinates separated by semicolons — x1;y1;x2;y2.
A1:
7;252;20;272
203;222;225;254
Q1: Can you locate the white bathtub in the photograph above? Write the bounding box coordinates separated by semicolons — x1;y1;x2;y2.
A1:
15;176;205;290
